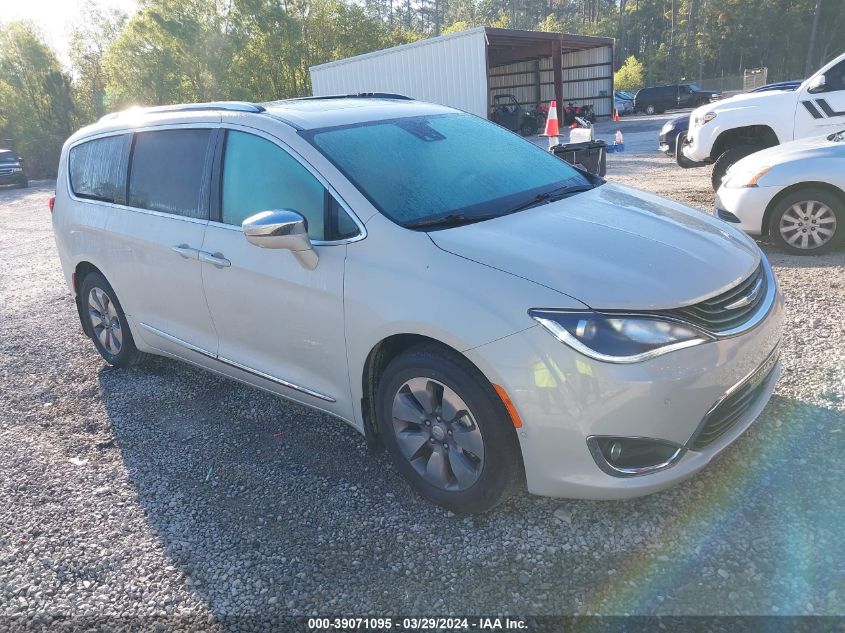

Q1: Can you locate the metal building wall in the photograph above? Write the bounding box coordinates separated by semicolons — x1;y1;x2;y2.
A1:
561;47;614;117
488;45;613;117
309;28;489;118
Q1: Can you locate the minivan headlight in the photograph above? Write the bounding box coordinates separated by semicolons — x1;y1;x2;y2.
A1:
529;310;712;363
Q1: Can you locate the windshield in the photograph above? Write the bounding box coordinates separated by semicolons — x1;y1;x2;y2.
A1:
686;84;702;92
0;151;18;163
306;113;592;228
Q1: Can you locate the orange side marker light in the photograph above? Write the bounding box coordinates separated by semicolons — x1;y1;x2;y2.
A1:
493;384;523;429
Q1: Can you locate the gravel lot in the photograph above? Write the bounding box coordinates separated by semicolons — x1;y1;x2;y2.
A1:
1;134;844;628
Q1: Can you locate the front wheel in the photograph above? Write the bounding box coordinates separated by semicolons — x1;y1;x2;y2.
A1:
711;145;761;191
376;344;522;514
645;104;657;115
520;120;538;136
769;188;844;254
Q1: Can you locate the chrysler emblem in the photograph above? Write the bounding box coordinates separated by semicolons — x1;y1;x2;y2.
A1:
724;277;763;310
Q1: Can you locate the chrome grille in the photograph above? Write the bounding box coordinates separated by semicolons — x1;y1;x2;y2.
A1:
668;263;767;333
690;346;779;450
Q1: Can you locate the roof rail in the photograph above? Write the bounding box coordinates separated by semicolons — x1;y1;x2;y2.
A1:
287;93;414;102
99;101;265;122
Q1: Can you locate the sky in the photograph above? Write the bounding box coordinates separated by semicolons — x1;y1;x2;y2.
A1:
0;0;137;63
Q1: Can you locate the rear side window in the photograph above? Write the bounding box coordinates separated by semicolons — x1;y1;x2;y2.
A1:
128;129;213;218
69;135;130;204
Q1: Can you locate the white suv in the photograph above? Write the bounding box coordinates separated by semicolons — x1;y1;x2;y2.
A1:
52;97;784;513
682;52;845;190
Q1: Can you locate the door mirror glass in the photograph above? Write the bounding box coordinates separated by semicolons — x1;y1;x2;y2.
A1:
242;209;318;270
807;74;827;94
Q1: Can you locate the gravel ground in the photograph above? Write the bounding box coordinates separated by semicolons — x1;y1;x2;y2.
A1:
1;147;843;629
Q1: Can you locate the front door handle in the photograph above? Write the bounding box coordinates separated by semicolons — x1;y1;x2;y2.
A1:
198;251;231;268
172;244;199;259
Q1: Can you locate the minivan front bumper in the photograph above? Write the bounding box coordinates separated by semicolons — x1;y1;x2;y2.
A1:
465;281;784;500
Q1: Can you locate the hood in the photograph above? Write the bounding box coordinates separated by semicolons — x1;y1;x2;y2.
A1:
428;184;761;311
731;132;845;171
701;90;795;115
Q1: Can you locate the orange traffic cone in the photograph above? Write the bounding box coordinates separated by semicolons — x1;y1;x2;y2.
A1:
542;100;560;148
614;109;620;122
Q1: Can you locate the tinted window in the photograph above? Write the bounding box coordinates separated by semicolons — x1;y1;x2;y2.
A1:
825;60;845;91
69;135;130;204
0;150;18;164
308;113;590;226
221;131;328;239
128;129;212;218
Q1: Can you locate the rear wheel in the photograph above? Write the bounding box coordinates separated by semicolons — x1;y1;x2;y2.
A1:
80;271;147;367
376;344;522;514
769;188;844;255
711;145;761;191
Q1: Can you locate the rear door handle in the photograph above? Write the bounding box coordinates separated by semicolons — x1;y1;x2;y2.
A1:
172;244;199;259
198;251;231;268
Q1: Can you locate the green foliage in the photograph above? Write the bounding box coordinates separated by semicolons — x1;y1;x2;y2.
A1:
614;55;644;92
0;22;76;177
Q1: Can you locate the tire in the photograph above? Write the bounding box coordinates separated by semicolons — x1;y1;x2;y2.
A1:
79;271;147;367
769;188;845;255
376;343;522;514
645;104;656;115
520;120;537;136
711;145;762;191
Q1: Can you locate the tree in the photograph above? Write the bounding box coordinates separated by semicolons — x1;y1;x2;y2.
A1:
614;54;644;91
0;22;75;177
69;6;127;120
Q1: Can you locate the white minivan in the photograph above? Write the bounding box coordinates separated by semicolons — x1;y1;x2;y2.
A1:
52;97;783;513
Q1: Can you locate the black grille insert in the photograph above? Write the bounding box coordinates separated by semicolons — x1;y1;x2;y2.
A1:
690;347;779;450
667;263;767;333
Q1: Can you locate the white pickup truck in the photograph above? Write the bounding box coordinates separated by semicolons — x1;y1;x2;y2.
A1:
681;52;845;190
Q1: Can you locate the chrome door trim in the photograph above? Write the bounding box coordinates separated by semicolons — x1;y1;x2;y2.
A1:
138;322;335;402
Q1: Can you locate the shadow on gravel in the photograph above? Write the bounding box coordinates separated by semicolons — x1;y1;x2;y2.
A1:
97;357;844;617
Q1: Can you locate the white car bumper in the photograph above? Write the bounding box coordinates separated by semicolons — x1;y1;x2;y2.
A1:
714;185;787;235
465;277;784;500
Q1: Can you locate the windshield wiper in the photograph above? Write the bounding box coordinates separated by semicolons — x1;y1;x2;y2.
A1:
404;212;502;230
503;183;596;215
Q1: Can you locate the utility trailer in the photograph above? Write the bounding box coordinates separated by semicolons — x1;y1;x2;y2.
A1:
309;27;615;122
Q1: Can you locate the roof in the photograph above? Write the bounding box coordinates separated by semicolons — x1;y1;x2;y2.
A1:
262;97;456;130
309;27;614;73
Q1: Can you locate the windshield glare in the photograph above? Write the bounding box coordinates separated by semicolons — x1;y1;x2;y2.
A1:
0;151;18;163
307;113;591;227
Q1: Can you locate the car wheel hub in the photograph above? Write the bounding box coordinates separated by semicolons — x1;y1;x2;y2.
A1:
779;200;837;250
88;287;122;355
391;377;484;491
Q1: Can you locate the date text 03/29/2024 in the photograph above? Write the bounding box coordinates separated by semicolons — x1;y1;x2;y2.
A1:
307;617;527;630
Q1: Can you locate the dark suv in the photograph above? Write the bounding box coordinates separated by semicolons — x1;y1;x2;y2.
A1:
634;84;718;115
0;149;28;188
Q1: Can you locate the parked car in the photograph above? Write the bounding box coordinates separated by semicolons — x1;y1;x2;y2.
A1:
634;83;719;115
490;93;540;136
715;130;844;254
750;80;802;93
52;97;783;514
682;51;845;190
0;149;28;188
659;114;690;155
614;91;634;114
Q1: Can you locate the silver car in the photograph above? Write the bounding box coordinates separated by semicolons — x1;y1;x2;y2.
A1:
51;97;783;513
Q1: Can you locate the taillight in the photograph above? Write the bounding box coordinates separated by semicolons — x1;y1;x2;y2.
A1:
48;196;55;213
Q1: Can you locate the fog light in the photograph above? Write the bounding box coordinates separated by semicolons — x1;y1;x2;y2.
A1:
609;441;622;461
588;436;685;477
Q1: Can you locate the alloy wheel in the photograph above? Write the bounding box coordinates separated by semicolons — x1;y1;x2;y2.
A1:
88;287;123;355
391;377;484;491
779;200;838;250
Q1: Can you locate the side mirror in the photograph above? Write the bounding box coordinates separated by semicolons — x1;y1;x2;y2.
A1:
807;74;827;94
242;209;318;270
